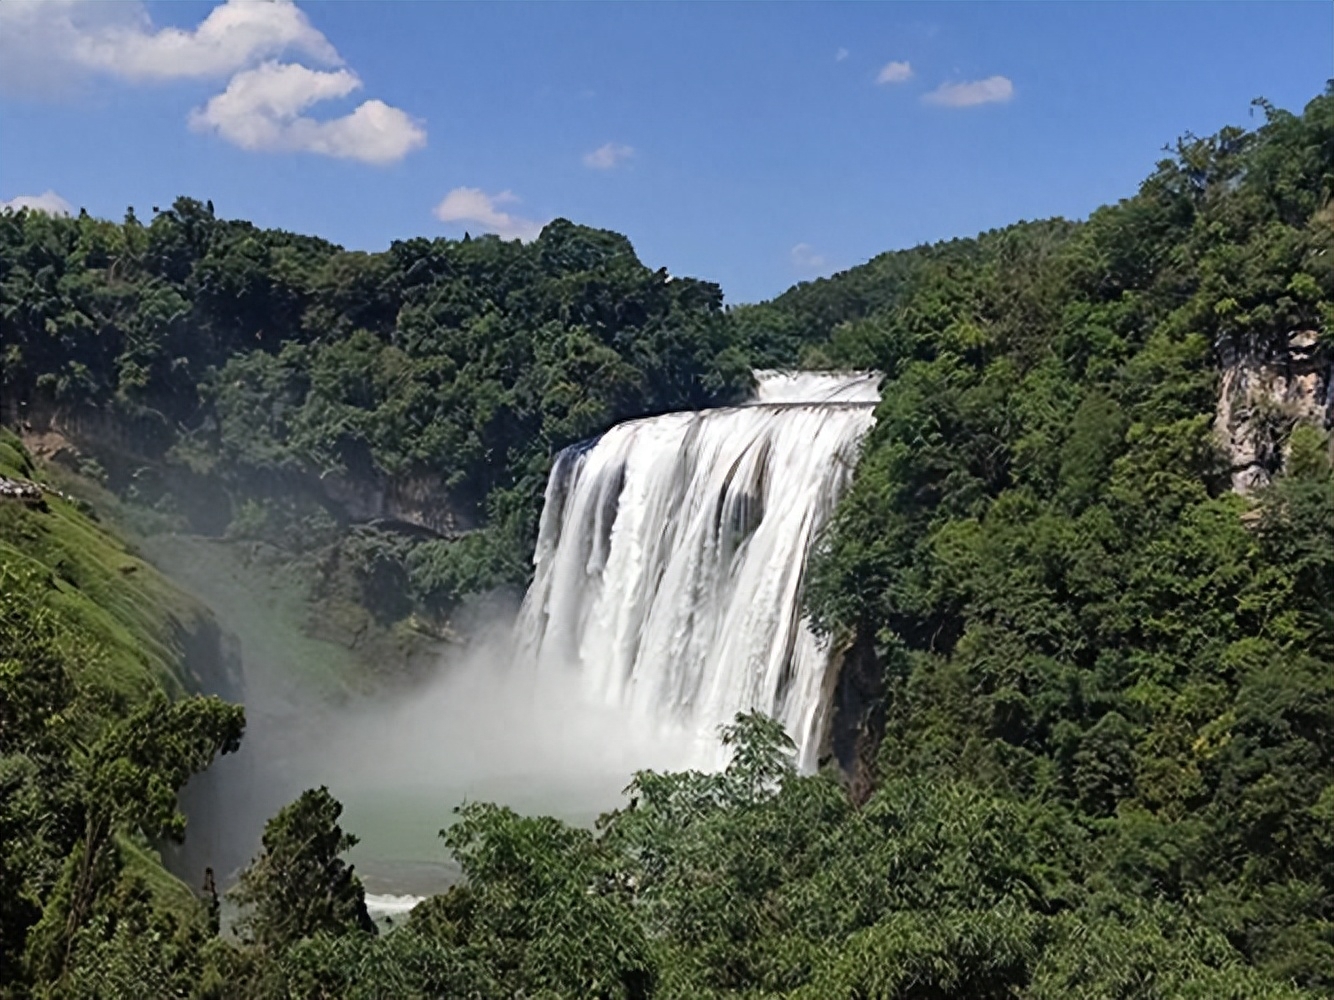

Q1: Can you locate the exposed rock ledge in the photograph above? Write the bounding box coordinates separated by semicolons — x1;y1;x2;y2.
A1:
1215;330;1332;494
17;408;474;539
317;469;475;538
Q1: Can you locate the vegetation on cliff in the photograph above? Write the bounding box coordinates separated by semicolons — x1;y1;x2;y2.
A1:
798;89;1334;990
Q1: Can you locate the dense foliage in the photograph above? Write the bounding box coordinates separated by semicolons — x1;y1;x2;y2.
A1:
230;788;375;951
1;90;1330;998
798;90;1333;990
105;713;1329;999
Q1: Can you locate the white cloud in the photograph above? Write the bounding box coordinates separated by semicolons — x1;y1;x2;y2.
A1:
433;188;545;242
0;2;425;165
876;60;913;84
76;0;339;80
835;47;849;62
0;191;74;216
923;75;1014;108
582;142;635;170
790;243;827;273
188;62;425;164
0;0;338;92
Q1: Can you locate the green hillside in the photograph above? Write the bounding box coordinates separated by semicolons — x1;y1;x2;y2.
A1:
1;428;240;702
0;211;751;658
1;428;245;998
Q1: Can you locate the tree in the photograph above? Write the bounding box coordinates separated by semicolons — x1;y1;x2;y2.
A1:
230;787;375;951
22;691;244;985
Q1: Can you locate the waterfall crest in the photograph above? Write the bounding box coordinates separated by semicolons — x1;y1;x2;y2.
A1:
515;371;878;770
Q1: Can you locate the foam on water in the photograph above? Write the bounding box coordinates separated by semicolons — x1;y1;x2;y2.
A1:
365;894;425;919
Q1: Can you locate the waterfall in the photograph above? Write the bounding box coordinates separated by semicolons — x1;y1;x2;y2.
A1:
514;371;879;771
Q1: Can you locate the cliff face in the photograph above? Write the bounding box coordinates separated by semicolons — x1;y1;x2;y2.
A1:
318;470;475;537
1215;330;1332;493
18;404;473;540
820;626;884;804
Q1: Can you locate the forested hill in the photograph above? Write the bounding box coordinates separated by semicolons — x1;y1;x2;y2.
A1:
4;92;1331;658
787;90;1331;988
1;212;750;638
737;94;1332;374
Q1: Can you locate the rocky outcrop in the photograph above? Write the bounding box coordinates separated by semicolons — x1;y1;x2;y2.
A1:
17;404;473;539
318;470;475;537
0;475;45;506
820;627;885;805
1215;330;1332;493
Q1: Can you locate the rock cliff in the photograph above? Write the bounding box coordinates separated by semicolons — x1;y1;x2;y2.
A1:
1215;330;1332;493
18;403;472;539
318;469;474;537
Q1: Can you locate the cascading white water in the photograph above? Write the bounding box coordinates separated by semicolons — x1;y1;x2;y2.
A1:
514;371;879;771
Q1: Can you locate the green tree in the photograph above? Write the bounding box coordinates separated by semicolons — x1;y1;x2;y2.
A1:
23;691;244;985
230;786;376;951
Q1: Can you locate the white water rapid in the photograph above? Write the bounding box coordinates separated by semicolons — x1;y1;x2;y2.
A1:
514;370;879;771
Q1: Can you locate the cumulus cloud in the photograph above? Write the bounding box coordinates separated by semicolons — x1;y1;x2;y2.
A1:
834;47;849;62
76;0;338;80
790;243;827;273
876;60;913;84
188;62;425;164
923;75;1014;107
0;0;338;91
0;191;75;216
1;1;425;164
582;142;635;170
434;188;545;242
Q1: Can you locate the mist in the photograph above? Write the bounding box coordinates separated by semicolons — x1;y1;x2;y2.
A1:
173;575;705;900
312;602;707;895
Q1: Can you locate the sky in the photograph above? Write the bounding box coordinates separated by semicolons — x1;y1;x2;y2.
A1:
0;2;1329;304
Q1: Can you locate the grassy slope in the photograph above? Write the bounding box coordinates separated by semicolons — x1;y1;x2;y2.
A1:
0;429;231;701
1;427;231;921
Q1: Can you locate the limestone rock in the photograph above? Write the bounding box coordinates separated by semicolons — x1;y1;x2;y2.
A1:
1214;329;1332;494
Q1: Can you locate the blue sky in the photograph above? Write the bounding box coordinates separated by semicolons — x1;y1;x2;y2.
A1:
1;1;1329;303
